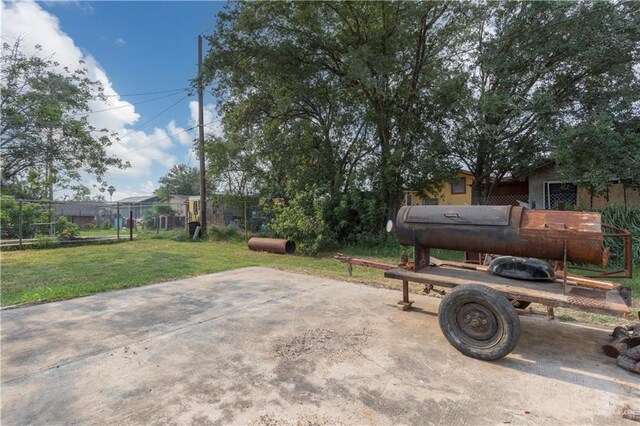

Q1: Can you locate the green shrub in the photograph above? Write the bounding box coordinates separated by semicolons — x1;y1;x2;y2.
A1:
34;233;59;249
329;189;387;245
55;216;80;239
599;204;640;265
266;190;334;255
0;196;49;239
208;225;243;241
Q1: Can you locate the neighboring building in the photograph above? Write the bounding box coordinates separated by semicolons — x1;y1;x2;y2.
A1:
55;202;107;229
528;163;640;209
406;171;474;206
116;195;159;220
577;182;640;209
405;171;530;207
166;195;189;217
187;195;258;227
188;195;202;223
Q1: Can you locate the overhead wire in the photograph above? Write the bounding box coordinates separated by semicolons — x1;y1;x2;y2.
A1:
186;126;199;167
80;90;188;115
119;94;190;139
119;121;215;158
104;87;188;97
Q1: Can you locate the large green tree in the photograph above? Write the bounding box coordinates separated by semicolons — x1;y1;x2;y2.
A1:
445;1;640;202
1;40;128;199
204;2;464;223
156;163;199;198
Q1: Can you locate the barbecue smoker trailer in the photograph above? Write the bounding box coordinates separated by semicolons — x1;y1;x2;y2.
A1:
363;205;633;361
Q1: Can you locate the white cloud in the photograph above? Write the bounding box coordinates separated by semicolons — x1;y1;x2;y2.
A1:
43;1;95;14
1;1;190;197
167;120;194;146
189;101;222;137
109;127;177;177
1;1;139;128
115;37;126;46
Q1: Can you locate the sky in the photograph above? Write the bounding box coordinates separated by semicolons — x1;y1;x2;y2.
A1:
1;0;226;201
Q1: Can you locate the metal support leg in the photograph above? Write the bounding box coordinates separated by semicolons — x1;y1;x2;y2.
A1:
397;280;414;311
562;240;568;295
547;306;555;321
413;234;430;272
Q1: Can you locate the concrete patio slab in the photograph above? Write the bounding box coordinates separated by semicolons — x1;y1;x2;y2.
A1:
1;267;638;425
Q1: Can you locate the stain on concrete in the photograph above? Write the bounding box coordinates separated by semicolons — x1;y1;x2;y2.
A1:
270;327;373;363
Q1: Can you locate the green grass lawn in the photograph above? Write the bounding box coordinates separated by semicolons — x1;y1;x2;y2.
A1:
2;237;639;322
78;228;120;237
0;238;401;307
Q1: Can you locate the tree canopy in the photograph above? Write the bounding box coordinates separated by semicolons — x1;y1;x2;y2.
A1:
0;39;128;198
202;1;639;247
156;163;200;199
445;1;640;201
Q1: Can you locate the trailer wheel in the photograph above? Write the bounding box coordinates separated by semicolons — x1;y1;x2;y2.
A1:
438;284;520;361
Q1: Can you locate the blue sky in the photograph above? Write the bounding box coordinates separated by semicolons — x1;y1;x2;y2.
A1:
2;1;226;200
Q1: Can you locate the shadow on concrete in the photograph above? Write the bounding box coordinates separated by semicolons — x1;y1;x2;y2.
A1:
498;319;637;398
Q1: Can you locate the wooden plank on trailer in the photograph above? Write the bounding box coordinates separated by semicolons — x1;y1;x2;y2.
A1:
555;270;620;290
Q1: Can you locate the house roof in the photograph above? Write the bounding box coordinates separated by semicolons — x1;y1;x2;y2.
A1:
117;195;158;203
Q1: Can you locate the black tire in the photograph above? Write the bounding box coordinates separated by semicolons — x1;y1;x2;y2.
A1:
438;284;520;361
510;299;531;310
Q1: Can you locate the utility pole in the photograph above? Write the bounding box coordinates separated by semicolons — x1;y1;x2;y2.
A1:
198;34;207;236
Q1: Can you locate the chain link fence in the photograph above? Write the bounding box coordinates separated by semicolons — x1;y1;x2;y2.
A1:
471;194;530;206
1;197;266;248
544;192;578;210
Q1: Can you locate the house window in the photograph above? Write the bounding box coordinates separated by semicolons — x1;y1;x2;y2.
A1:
405;193;413;206
422;198;438;206
543;182;577;210
451;177;466;194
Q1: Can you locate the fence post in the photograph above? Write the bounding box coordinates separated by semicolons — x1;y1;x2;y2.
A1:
185;201;188;234
244;199;248;241
116;202;120;240
129;211;133;241
18;200;23;249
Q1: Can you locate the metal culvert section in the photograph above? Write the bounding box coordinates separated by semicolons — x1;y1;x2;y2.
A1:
247;237;296;254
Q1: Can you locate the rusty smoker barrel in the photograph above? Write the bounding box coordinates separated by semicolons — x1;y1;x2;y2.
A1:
391;205;605;265
247;237;296;254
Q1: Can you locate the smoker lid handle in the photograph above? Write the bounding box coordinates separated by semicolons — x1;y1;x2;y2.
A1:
544;222;568;229
443;212;460;218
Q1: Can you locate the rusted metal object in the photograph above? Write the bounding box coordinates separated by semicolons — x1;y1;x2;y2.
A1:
571;223;633;278
333;254;395;271
247;237;296;254
391;205;621;267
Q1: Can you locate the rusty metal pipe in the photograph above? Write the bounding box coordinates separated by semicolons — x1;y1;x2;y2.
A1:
247;237;296;254
391;205;605;265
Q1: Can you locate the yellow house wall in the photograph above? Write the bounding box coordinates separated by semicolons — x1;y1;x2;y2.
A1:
577;184;640;209
410;173;473;205
188;200;199;221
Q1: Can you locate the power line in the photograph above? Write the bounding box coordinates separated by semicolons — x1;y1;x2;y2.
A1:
78;90;187;115
120;125;196;157
104;87;188;98
119;121;215;158
186;127;198;167
120;94;190;139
